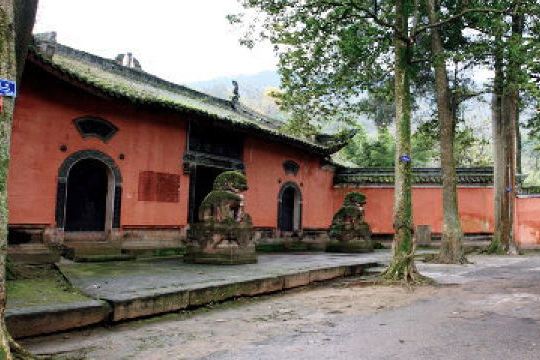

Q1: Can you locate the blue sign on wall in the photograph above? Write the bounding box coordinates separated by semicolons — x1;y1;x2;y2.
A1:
399;154;411;163
0;79;16;97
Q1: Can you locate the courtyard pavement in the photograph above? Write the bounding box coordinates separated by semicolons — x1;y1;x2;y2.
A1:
21;254;540;359
58;252;391;301
6;252;391;338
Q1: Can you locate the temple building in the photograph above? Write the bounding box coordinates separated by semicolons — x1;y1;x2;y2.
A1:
7;35;540;260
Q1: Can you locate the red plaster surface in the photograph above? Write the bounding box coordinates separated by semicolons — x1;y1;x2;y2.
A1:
515;197;540;247
332;187;495;235
9;63;538;244
243;137;335;229
138;171;180;203
8;66;189;228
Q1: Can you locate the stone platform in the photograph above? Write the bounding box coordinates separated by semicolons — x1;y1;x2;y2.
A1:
7;252;389;337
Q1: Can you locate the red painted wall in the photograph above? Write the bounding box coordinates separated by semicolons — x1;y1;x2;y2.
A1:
10;62;537;246
8;64;190;228
515;197;540;247
243;137;335;229
332;186;494;235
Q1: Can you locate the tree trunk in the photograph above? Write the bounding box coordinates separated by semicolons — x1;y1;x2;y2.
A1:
487;14;523;255
0;1;17;357
502;13;524;255
0;0;38;358
425;0;466;264
516;113;522;176
383;0;421;282
487;34;507;254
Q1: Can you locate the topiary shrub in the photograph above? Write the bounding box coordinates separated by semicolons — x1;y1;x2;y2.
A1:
329;205;363;238
213;171;248;192
344;192;366;206
200;190;242;211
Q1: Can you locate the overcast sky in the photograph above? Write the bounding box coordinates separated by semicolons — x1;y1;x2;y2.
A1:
33;0;277;83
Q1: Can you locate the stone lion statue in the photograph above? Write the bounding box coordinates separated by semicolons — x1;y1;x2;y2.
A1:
327;192;373;253
186;171;256;264
198;171;251;224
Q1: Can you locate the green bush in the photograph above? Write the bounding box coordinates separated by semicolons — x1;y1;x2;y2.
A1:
213;171;248;191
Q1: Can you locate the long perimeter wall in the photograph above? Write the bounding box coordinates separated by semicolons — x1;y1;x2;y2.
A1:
333;186;540;248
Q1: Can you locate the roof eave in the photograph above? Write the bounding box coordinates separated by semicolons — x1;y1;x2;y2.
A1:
27;50;335;157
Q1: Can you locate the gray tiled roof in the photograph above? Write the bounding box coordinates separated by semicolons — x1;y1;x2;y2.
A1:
29;41;348;156
334;167;494;186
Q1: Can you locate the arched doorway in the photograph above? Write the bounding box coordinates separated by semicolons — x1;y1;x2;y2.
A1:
65;159;109;231
56;150;122;232
278;182;302;232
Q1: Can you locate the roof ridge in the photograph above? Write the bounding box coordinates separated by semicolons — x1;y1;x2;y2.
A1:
337;167;494;173
54;43;238;110
53;42;285;131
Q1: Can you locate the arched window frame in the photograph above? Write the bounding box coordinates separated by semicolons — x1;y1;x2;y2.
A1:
73;116;118;142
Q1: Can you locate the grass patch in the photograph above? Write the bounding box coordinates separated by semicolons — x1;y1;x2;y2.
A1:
6;265;91;309
151;247;186;257
256;243;287;253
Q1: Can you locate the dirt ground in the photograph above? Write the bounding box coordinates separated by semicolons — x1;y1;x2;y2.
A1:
22;255;540;360
23;279;435;359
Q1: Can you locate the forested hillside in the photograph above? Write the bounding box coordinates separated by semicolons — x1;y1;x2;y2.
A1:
190;71;539;184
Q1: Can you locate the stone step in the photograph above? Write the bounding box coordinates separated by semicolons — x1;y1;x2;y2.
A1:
8;243;60;264
63;241;121;259
121;240;181;249
73;254;135;262
363;265;386;274
64;231;107;242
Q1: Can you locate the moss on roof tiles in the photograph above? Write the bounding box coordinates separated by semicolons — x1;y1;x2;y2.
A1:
52;54;271;125
31;44;337;155
334;167;494;186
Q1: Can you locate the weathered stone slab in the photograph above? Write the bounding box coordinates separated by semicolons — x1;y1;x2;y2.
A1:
309;266;347;282
282;271;311;289
6;300;110;338
235;277;284;297
416;225;432;245
326;240;373;253
188;283;239;307
42;253;389;334
110;290;190;322
7;243;60;265
347;263;379;276
184;249;258;265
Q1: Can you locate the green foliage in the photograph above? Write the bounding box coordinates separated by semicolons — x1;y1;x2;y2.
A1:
341;126;395;167
414;120;493;167
213;171;248;192
200;190;241;210
230;1;400;134
340;125;446;168
333;205;363;222
329;205;364;238
344;192;366;206
330;192;371;241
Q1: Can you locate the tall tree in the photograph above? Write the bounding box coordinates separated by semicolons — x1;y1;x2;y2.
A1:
425;0;466;263
383;0;418;281
485;1;538;254
0;0;38;358
231;0;521;278
230;0;424;281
